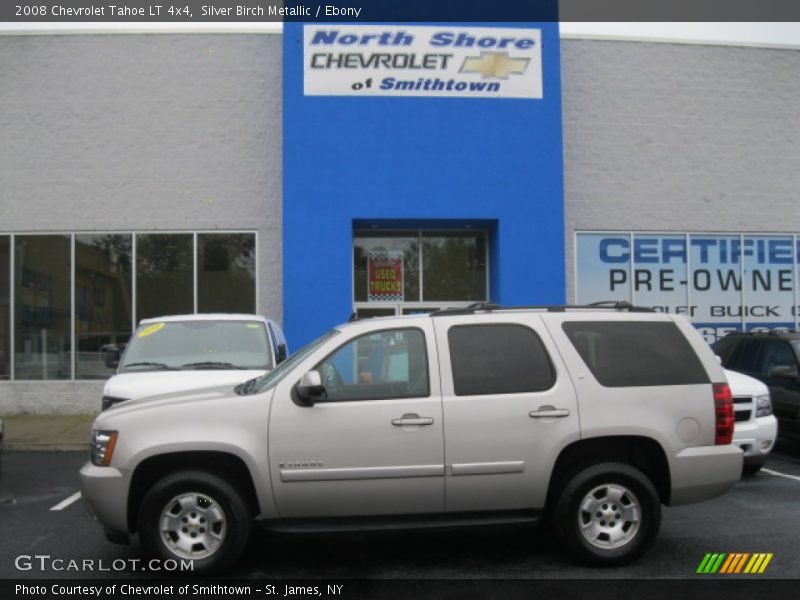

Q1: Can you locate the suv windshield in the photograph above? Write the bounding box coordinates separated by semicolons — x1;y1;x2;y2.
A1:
119;320;272;372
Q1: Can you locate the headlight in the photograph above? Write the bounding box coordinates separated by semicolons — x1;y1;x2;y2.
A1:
755;393;772;418
90;430;118;466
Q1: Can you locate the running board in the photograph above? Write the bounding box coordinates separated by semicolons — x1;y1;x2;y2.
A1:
261;510;542;534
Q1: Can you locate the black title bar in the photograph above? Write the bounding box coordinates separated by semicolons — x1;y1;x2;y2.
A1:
4;0;800;23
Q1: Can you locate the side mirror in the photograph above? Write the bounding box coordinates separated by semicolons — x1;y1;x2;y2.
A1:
296;369;325;406
276;343;288;364
769;365;798;380
104;347;121;369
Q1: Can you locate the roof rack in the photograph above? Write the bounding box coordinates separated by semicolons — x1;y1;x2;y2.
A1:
431;300;654;317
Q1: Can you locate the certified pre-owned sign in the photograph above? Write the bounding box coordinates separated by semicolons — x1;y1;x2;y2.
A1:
303;25;543;99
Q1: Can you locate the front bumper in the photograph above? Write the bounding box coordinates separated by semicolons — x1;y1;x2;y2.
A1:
669;444;743;506
79;461;131;537
733;415;778;459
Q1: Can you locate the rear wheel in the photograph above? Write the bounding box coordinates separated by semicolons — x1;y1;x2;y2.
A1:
552;462;661;566
137;470;251;574
742;461;764;476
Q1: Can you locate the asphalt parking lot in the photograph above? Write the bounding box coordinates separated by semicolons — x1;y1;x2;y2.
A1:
1;445;799;580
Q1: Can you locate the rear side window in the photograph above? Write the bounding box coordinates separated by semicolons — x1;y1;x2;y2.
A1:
562;321;709;387
757;340;797;377
448;324;555;396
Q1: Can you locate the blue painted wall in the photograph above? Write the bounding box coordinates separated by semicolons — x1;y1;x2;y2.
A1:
283;22;565;348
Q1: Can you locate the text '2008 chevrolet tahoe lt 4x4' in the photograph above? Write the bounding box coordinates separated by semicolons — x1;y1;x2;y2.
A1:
80;303;742;573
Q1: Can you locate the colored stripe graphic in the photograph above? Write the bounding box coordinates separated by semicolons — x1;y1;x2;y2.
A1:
697;553;772;574
733;553;750;573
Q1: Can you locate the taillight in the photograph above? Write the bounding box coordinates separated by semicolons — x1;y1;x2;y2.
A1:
713;382;734;445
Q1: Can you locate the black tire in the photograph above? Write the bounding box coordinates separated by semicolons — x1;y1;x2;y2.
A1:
552;462;661;567
742;461;764;476
137;470;252;574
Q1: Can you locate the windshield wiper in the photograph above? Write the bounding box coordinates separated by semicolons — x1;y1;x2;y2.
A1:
123;362;177;370
181;361;245;370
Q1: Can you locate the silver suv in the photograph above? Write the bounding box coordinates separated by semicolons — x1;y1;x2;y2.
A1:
80;304;743;573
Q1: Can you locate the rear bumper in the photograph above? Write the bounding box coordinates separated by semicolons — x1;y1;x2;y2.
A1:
669;444;743;506
79;461;131;536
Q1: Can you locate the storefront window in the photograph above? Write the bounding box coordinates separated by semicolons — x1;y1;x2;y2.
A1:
136;234;193;320
14;235;71;380
422;233;486;301
75;234;133;380
197;233;256;313
0;237;9;380
353;230;488;316
0;231;257;382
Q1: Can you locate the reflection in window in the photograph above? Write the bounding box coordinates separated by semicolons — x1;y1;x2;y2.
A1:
422;233;486;301
14;235;71;380
0;237;9;379
136;234;193;320
197;234;256;313
75;234;133;380
317;329;429;401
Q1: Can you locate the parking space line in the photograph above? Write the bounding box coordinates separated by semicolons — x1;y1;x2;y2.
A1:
762;468;800;483
49;491;81;511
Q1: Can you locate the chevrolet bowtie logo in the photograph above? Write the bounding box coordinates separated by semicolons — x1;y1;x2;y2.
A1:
460;51;530;79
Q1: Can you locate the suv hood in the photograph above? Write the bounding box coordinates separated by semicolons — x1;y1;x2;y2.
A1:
103;370;266;402
724;368;768;397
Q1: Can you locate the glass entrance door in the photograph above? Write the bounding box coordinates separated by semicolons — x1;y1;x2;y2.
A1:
353;230;488;318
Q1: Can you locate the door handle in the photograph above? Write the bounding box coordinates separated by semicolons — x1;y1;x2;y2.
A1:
529;405;571;419
392;413;434;427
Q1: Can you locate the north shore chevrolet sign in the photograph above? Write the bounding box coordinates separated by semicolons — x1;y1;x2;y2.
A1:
303;25;543;99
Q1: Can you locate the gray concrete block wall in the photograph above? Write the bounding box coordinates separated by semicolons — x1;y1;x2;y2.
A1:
0;34;282;413
562;39;800;302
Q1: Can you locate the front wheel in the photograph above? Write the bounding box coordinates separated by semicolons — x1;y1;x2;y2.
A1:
552;462;661;566
137;470;252;574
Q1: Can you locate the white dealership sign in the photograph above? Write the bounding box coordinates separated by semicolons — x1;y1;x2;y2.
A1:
303;25;543;99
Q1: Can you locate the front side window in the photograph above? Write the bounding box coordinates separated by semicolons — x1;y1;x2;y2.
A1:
120;320;271;372
448;324;555;396
758;341;797;378
563;321;709;387
316;328;429;401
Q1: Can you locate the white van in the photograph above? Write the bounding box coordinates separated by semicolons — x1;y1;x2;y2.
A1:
102;314;288;410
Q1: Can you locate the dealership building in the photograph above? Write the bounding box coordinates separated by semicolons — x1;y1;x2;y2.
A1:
1;22;799;413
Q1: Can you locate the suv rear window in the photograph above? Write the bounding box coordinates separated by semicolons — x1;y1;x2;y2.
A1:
448;324;555;396
562;321;709;387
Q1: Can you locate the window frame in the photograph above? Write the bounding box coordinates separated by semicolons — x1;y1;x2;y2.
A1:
447;323;557;397
312;326;431;403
